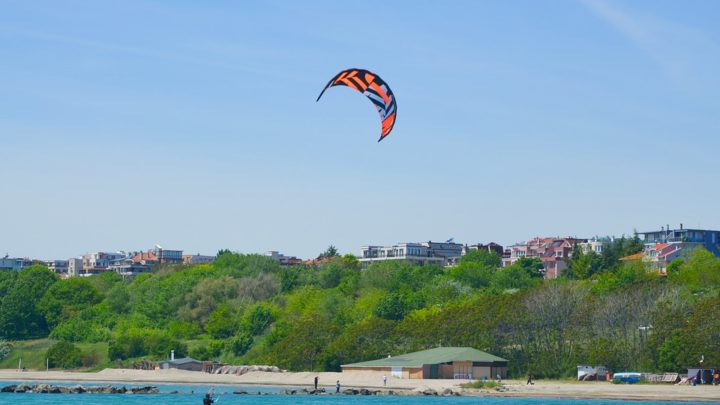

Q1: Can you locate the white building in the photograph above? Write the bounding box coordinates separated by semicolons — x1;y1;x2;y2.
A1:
81;252;127;275
46;260;69;274
359;241;463;268
0;256;32;271
67;258;83;277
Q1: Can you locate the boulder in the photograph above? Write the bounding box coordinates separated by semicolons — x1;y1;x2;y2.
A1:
1;385;17;393
233;390;248;395
130;386;159;394
14;384;32;393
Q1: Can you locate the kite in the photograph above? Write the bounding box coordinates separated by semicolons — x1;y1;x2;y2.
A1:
316;68;397;142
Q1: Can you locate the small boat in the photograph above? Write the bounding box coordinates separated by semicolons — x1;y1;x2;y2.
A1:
612;372;641;384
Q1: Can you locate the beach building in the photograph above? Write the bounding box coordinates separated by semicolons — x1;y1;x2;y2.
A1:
341;347;508;379
156;357;205;372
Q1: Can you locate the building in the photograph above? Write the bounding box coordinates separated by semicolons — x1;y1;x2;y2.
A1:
639;225;720;256
67;258;83;277
45;260;69;274
578;237;610;255
621;242;695;273
107;259;151;277
0;256;32;271
359;241;463;268
502;237;587;278
341;347;508;380
156;357;205;372
462;242;504;257
154;246;183;264
81;252;127;275
182;254;216;265
264;251;302;266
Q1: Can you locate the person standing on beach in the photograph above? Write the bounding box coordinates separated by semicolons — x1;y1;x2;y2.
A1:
383;374;387;386
336;380;341;393
314;376;319;390
527;373;534;385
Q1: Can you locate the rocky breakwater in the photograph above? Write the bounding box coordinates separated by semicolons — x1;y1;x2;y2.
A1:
1;384;160;394
212;365;282;375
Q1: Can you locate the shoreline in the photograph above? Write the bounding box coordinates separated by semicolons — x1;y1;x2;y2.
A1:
1;369;719;402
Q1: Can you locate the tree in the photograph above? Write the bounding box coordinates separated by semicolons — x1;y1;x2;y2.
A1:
206;305;238;338
228;331;253;356
0;340;11;361
0;265;58;339
38;277;103;330
47;341;82;369
318;245;339;259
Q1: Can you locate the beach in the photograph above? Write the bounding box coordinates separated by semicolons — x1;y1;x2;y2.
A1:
1;369;719;402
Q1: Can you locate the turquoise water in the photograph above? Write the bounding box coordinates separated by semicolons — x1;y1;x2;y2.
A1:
0;382;716;405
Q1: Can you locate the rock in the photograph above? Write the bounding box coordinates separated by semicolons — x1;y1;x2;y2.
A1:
69;385;86;394
130;386;159;394
14;384;32;393
342;388;359;395
1;385;17;393
168;390;179;394
422;388;438;396
233;390;248;394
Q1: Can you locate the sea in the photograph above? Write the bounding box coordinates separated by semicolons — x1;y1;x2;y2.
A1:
0;382;717;405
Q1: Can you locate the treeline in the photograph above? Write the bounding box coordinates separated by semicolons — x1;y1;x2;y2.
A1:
0;239;719;377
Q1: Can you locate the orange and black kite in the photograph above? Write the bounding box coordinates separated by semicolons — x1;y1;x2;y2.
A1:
316;68;397;142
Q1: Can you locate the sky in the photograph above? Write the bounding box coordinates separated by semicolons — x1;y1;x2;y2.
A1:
1;0;719;260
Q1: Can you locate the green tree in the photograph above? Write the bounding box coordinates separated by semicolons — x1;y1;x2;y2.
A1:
228;331;253;356
318;245;339;259
0;265;58;339
47;341;83;369
39;277;103;330
206;305;238;338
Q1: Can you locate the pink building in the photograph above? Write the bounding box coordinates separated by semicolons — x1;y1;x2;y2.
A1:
502;237;587;278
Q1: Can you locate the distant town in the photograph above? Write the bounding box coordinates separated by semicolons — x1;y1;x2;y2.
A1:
2;224;718;279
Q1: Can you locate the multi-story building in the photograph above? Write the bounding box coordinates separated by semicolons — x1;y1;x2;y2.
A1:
151;246;183;264
359;241;463;268
0;256;32;271
182;254;216;265
45;260;69;274
639;225;720;256
264;251;302;266
578;237;611;255
462;242;504;257
502;237;587;278
621;242;690;273
108;258;151;277
81;252;127;275
67;258;83;277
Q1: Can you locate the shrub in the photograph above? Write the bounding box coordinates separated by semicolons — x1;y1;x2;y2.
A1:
47;341;82;369
228;332;253;356
0;340;11;360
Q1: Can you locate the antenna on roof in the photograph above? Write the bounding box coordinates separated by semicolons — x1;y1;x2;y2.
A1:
446;238;454;243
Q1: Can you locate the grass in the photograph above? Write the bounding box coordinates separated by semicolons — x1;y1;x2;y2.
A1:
0;339;109;371
460;380;502;389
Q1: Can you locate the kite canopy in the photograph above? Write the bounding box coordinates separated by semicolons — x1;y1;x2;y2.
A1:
316;68;397;142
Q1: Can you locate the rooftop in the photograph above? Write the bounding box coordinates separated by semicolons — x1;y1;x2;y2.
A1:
342;347;507;368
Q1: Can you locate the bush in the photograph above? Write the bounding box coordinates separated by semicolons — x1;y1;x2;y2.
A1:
0;340;11;360
82;351;100;368
47;341;82;369
228;332;253;356
108;328;186;360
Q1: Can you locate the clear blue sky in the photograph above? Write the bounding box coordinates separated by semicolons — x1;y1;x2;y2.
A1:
2;0;719;260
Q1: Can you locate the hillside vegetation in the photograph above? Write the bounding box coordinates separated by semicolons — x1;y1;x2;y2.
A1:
1;239;718;377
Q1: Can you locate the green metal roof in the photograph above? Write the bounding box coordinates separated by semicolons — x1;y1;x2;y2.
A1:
341;347;508;368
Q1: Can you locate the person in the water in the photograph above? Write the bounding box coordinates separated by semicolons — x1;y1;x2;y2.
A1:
203;393;214;405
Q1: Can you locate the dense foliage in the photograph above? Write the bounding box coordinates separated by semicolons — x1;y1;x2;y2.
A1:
1;240;718;377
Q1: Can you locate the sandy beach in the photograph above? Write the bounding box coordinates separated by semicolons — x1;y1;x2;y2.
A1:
1;368;719;402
